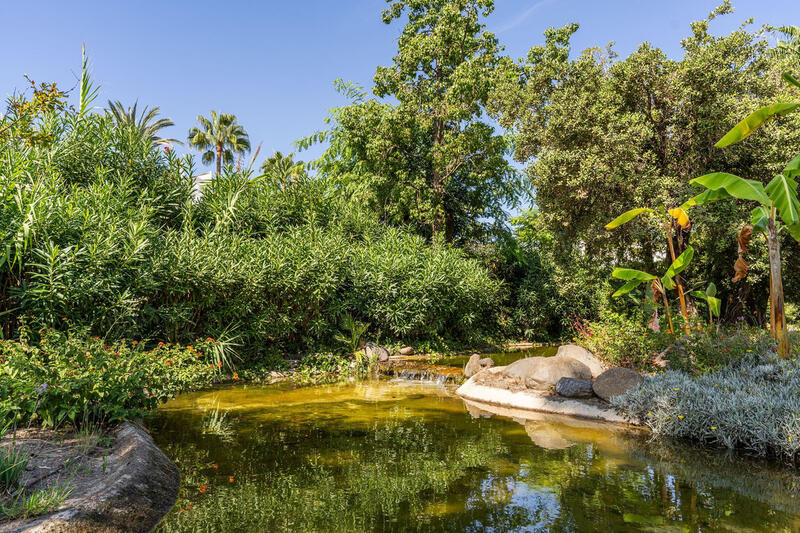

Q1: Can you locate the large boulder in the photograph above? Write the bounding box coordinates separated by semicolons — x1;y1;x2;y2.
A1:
592;367;643;402
464;354;483;378
364;342;390;362
555;377;595;398
524;355;592;390
479;357;495;369
556;344;605;378
501;357;546;380
399;346;414;356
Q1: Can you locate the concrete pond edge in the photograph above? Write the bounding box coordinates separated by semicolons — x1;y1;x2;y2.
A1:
2;422;179;533
455;366;637;427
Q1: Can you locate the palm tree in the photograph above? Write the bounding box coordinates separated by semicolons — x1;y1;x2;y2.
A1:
774;25;800;64
187;111;251;175
106;100;180;146
260;151;306;190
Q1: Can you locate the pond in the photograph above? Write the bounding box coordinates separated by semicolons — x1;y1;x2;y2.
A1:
435;345;558;368
149;380;800;532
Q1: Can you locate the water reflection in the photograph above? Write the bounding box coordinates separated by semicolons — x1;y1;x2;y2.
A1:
149;380;800;532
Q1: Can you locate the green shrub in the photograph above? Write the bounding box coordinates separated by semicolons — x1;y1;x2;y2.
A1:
573;310;666;370
0;330;217;428
665;327;786;374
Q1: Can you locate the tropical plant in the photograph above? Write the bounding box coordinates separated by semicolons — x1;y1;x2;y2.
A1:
691;283;722;327
772;25;800;67
605;207;693;332
610;246;695;334
684;72;800;357
334;314;370;354
106;100;180;146
188;111;251;175
259;151;306;191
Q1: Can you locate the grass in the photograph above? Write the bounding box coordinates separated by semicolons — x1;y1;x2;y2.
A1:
0;483;72;521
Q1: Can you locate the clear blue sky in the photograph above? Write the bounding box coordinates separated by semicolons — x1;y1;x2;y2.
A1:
1;1;798;168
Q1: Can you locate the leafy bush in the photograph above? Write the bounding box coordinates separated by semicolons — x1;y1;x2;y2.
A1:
573;310;666;370
665;327;788;374
0;330;217;428
612;353;800;460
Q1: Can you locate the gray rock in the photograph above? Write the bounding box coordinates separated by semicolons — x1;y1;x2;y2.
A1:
399;346;414;356
524;355;592;390
3;422;179;533
502;356;546;380
464;353;483;378
365;342;390;362
479;357;494;368
556;344;606;378
592;367;643;402
555;377;595;398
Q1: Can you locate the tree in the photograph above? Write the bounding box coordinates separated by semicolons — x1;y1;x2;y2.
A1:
188;111;251;176
260;151;306;191
302;0;519;242
685;70;800;357
490;4;800;323
106;100;180;146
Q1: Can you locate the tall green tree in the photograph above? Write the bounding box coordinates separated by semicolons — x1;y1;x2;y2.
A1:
260;151;306;191
490;4;800;323
188;111;251;176
303;0;519;242
106;100;179;146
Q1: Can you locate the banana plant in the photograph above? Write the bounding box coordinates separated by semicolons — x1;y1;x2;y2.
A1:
605;206;693;333
691;283;721;327
611;246;695;335
683;73;800;358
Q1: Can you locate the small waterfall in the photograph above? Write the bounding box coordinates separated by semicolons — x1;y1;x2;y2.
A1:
379;360;464;384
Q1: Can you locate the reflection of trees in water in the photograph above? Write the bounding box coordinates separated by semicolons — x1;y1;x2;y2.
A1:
200;400;237;443
153;398;800;532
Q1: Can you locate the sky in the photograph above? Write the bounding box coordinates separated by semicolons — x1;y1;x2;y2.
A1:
1;0;799;169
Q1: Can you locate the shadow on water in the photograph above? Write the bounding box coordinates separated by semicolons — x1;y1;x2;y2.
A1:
149;380;800;532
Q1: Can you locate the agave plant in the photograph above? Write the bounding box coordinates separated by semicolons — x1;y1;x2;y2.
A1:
605;206;693;332
611;246;695;335
683;74;800;358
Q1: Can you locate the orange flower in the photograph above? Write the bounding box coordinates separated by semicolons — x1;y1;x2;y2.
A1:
217;361;222;367
187;345;193;351
212;464;218;469
166;360;172;366
158;341;165;347
206;337;215;342
187;504;192;510
233;372;239;380
198;485;207;493
132;340;138;345
228;476;234;483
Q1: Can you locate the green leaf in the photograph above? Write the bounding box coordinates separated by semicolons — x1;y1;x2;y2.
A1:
691;290;708;301
715;102;800;148
612;280;644;298
681;188;732;210
707;296;721;317
690;173;770;206
661;274;675;291
783;153;800;179
706;282;717;297
751;206;769;233
611;268;657;282
784;73;800;90
765;174;800;226
605;208;655;229
665;246;694;278
786;222;800;243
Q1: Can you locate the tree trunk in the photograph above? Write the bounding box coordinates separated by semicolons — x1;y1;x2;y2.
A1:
216;143;222;176
431;117;445;238
665;221;690;333
767;218;789;358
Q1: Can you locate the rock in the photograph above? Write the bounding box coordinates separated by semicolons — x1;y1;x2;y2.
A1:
556;344;605;377
592;367;643;402
524;355;592;390
501;357;546;380
3;422;179;533
464;353;483;378
479;357;494;368
364;342;390;362
555;377;595;398
399;346;414;356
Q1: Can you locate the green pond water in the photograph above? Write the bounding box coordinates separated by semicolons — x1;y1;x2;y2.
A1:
149;380;800;532
436;345;558;368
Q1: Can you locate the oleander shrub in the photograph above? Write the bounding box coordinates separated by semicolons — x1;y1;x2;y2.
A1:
612;352;800;460
0;329;217;428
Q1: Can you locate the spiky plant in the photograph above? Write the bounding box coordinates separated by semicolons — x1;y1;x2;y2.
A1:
106;100;180;146
187;111;251;176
